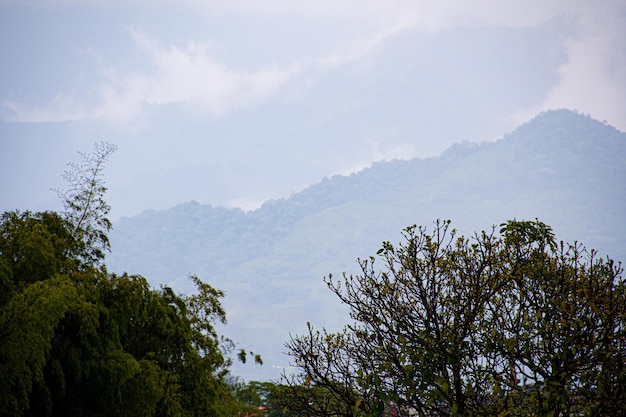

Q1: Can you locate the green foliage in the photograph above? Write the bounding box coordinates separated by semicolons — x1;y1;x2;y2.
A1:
0;142;260;416
0;211;78;290
0;275;82;416
284;219;626;416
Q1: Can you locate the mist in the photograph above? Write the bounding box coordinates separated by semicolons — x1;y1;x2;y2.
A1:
1;0;625;219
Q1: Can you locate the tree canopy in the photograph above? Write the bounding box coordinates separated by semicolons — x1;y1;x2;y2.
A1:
282;219;626;416
0;142;260;416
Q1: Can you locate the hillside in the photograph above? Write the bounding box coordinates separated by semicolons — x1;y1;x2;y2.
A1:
107;109;626;381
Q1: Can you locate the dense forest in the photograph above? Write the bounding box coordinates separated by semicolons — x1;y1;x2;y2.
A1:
107;109;626;381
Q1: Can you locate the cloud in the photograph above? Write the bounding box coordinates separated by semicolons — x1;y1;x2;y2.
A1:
119;28;301;117
195;0;599;30
2;0;624;130
1;98;86;123
314;20;414;71
1;27;303;123
0;0;613;29
0;15;410;124
535;1;626;129
2;16;406;123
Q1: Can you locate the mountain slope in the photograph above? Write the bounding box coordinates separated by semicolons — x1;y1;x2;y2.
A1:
107;109;626;381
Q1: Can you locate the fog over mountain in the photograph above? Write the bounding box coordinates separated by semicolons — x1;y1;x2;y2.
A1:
2;1;625;219
106;109;626;381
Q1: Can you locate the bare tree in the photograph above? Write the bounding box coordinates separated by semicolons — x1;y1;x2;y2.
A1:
55;141;117;267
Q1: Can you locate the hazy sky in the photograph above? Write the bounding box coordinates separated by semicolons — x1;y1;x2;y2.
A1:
1;0;625;219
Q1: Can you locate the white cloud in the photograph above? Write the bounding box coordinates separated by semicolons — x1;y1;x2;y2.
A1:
123;28;301;117
1;96;89;123
538;2;626;129
2;0;624;130
195;0;593;29
0;18;409;123
1;27;302;122
314;20;414;70
0;0;610;27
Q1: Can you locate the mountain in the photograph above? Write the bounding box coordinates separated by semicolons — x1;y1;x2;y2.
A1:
106;109;626;381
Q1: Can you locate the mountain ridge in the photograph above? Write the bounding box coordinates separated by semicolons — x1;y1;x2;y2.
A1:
107;108;626;381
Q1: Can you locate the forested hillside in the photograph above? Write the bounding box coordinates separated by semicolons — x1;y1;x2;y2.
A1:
107;109;626;381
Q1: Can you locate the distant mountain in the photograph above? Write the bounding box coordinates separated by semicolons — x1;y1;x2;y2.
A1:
107;109;626;381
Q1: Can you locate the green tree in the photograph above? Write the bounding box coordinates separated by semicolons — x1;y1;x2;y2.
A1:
284;220;625;416
495;221;626;416
0;142;260;416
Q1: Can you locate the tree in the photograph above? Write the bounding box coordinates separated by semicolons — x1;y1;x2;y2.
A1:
283;220;625;416
494;222;626;416
282;323;375;417
55;140;117;267
0;142;260;416
231;380;305;417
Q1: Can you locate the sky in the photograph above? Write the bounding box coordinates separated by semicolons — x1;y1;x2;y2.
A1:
1;0;625;219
